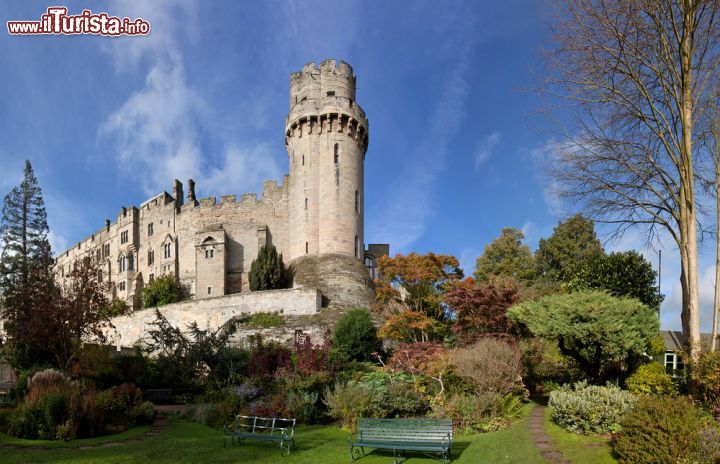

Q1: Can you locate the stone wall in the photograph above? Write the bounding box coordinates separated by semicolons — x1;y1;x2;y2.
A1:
106;287;321;347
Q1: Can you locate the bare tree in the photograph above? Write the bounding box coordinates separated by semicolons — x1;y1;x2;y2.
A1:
541;0;720;361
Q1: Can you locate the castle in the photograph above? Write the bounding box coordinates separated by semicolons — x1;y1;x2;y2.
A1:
54;60;388;314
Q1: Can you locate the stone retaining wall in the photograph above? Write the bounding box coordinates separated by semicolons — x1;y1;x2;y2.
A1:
106;288;321;346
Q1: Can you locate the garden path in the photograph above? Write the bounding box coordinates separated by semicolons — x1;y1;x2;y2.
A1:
528;405;571;464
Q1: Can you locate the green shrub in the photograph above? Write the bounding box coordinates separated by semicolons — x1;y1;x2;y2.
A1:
613;395;707;464
129;401;155;425
431;392;523;433
323;381;388;432
142;274;183;308
691;350;720;409
248;244;290;291
332;308;381;362
626;362;676;395
549;381;636;434
286;390;320;423
247;312;284;328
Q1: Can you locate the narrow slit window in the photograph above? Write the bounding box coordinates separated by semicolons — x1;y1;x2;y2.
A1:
305;198;308;210
355;190;359;213
305;242;308;254
354;235;359;258
334;143;339;164
327;91;335;96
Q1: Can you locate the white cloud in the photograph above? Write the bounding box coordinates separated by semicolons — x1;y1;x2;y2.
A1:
48;230;68;255
474;132;500;167
201;144;282;198
458;248;480;278
530;141;566;217
99;0;281;198
368;57;470;251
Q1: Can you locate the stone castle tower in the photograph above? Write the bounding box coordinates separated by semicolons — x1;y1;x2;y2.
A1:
53;59;382;314
285;60;368;261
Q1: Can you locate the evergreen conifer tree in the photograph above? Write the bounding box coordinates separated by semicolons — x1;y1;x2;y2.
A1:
0;160;55;367
248;244;289;291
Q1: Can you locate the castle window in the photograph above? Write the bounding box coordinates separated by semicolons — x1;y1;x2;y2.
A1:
164;243;171;259
355;190;359;213
148;223;154;236
96;249;101;261
305;242;308;254
302;155;305;166
334;143;339;164
354;235;359;258
119;255;126;272
120;230;128;244
305;198;308;210
97;270;103;283
119;281;126;291
207;286;212;295
205;249;214;259
103;243;110;258
149;273;154;282
327;91;335;96
148;250;154;266
128;254;134;271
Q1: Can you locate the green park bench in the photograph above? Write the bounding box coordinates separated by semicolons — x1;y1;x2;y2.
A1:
223;414;296;456
349;418;453;464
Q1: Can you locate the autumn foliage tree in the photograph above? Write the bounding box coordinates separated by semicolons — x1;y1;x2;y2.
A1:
374;253;462;343
42;256;118;369
444;276;520;342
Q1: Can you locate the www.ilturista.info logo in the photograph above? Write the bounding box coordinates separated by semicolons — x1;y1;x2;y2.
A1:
7;7;150;36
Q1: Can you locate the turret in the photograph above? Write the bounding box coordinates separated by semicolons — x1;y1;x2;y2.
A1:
285;60;368;262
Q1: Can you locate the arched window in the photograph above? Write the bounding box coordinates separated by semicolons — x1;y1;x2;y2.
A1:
334;143;339;164
148;249;154;265
128;254;134;271
164;242;172;259
119;255;126;272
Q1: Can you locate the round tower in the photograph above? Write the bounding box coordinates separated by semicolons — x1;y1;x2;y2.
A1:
285;59;369;262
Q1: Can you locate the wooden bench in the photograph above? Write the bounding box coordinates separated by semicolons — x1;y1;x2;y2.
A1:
223;415;296;455
349;418;452;463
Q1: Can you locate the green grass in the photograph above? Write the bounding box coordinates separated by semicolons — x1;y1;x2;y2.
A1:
0;425;151;449
0;404;618;464
544;406;618;464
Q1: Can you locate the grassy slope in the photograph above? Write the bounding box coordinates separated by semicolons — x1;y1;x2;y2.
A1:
1;416;542;464
544;406;617;464
0;404;619;464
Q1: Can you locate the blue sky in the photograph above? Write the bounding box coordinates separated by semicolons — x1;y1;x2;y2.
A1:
0;0;714;332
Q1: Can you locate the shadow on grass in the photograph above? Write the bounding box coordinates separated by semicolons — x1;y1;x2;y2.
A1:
343;441;470;463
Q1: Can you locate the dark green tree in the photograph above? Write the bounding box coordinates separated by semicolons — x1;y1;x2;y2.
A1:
332;307;381;362
474;228;536;284
249;244;290;291
567;251;663;309
142;274;183;307
507;290;659;382
535;214;604;283
0;160;55;368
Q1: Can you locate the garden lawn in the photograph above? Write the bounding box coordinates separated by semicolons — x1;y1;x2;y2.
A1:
0;404;617;464
544;406;617;464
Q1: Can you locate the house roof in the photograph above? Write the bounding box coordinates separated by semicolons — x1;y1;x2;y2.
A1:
660;330;717;352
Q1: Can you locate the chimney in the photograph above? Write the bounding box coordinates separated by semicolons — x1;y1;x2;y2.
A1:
173;179;184;212
187;179;198;206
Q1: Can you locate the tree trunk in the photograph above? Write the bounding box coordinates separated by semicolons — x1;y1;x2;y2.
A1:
679;3;701;363
712;171;720;352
